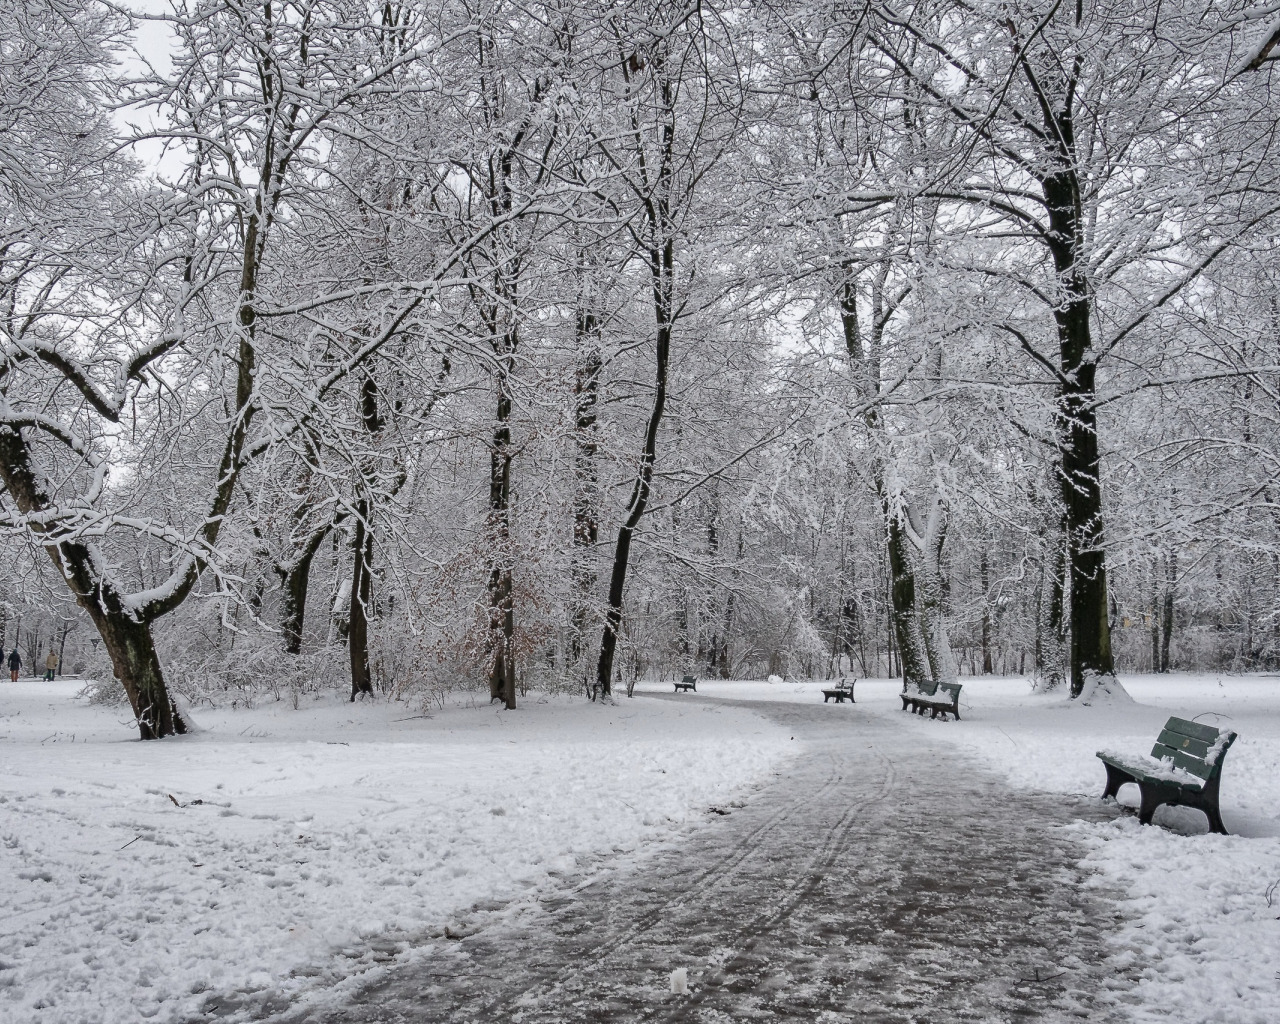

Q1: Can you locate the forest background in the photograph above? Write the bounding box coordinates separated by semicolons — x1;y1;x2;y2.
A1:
6;0;1280;738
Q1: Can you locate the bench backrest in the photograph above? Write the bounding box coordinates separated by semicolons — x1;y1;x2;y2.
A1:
904;678;939;696
936;682;962;705
681;675;695;684
1149;717;1236;781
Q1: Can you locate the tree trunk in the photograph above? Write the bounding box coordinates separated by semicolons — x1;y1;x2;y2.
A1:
912;500;957;685
1160;550;1176;673
980;549;993;674
1150;566;1161;673
348;500;374;700
58;625;70;678
278;524;332;656
882;497;933;687
594;302;670;700
1042;158;1115;696
486;330;517;710
594;230;675;696
570;303;601;679
94;608;184;738
0;425;187;737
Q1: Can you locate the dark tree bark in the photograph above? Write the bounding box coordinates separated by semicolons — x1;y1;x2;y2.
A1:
594;44;682;700
882;497;933;686
1160;550;1177;673
840;262;931;686
0;426;187;737
349;372;384;700
981;549;993;674
570;302;601;676
348;498;374;700
485;332;517;709
1042;161;1115;696
276;524;332;656
595;293;671;698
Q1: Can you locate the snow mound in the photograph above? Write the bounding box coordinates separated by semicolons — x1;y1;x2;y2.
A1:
1074;671;1133;706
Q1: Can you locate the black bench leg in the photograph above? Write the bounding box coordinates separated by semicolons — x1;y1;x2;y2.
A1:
1101;763;1132;801
1137;785;1162;826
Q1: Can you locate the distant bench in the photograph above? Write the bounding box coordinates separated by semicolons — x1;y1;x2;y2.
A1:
1096;716;1236;835
900;680;962;721
674;675;697;693
821;678;856;703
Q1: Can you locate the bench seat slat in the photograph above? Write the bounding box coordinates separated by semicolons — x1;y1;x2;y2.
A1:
1096;752;1204;790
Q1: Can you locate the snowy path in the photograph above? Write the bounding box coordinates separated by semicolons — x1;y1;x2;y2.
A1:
294;698;1127;1024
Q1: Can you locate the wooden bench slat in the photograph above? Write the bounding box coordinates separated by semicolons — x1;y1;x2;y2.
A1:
1155;730;1213;760
1164;717;1221;743
1172;750;1217;780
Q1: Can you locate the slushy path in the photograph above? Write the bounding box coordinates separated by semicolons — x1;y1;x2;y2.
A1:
300;697;1128;1023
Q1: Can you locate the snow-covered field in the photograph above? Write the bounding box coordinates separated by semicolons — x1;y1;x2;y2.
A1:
637;672;1280;1024
0;682;792;1023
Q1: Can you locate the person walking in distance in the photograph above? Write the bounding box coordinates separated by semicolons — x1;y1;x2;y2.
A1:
44;648;58;681
8;647;21;682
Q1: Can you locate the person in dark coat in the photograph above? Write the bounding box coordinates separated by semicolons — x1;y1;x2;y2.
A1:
8;648;21;682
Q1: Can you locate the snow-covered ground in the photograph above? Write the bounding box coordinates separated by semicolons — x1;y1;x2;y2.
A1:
637;672;1280;1024
0;682;792;1024
6;673;1278;1024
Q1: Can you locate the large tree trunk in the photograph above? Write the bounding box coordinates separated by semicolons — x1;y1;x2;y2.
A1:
882;496;933;687
911;499;958;685
93;607;184;739
0;426;188;737
1042;154;1115;696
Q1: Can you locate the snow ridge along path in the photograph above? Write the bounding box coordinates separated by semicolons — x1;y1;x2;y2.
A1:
301;697;1127;1024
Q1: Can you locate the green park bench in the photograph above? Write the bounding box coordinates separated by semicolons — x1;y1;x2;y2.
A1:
1096;716;1236;835
900;680;962;720
821;678;856;703
674;675;697;693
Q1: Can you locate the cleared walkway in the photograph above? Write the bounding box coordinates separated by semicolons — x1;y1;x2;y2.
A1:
299;697;1127;1023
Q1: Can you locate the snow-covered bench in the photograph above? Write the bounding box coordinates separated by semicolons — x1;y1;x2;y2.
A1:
821;678;856;703
900;680;962;720
674;675;697;693
1096;716;1236;835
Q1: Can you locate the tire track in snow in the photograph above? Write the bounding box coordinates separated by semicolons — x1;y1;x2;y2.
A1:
416;729;871;1017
